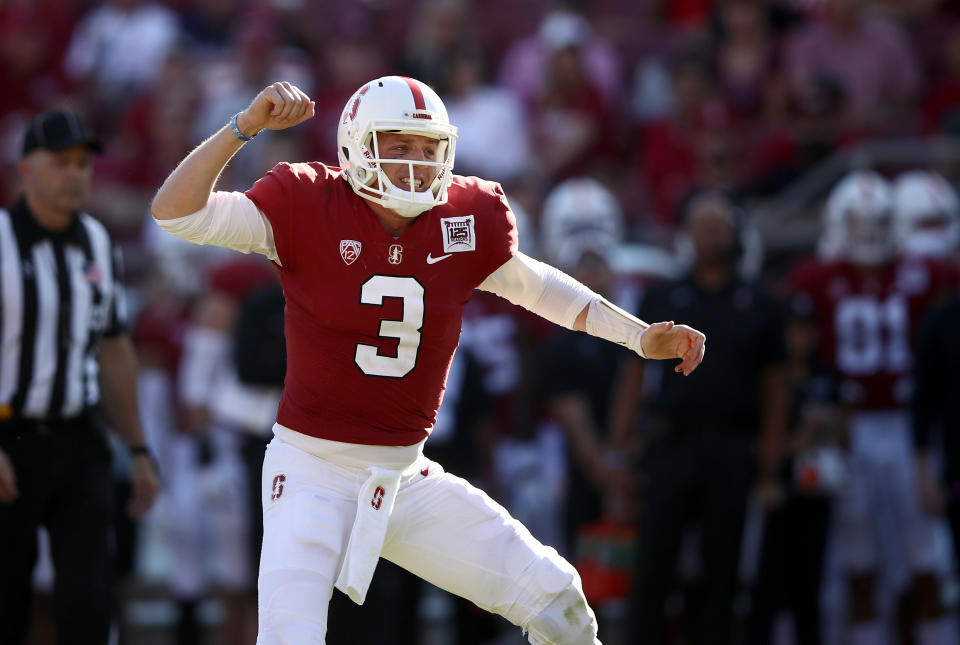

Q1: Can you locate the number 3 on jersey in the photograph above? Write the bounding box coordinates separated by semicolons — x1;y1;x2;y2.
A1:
355;275;425;378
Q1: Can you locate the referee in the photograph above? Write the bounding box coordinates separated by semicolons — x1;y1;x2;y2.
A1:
0;109;160;645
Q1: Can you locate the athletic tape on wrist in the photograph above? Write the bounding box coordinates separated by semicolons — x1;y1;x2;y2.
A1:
585;298;648;358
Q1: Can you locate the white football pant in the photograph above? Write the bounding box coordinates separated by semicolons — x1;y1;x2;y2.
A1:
256;431;599;644
836;411;948;583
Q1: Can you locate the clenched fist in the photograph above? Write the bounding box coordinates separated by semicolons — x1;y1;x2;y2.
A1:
235;81;315;138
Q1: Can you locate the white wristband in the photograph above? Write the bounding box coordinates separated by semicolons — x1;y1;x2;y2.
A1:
584;298;649;358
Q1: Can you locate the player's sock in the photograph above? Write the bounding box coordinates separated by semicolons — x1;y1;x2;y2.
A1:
916;617;960;645
849;621;889;645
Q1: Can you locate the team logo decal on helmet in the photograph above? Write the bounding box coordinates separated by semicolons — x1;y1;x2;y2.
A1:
340;240;362;265
337;76;458;218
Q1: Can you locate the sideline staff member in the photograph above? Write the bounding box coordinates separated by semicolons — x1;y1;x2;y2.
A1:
0;109;160;645
615;191;787;645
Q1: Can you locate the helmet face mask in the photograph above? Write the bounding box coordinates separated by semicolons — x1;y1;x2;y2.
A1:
337;77;458;218
821;170;896;266
843;206;894;266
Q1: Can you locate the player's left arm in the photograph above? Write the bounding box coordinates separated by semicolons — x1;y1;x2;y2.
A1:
478;253;706;375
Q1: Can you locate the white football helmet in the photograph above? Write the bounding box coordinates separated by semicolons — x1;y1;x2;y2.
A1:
893;170;960;258
337;76;458;217
541;177;623;269
820;170;895;266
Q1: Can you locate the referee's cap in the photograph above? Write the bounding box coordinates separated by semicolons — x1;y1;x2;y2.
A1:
22;109;102;157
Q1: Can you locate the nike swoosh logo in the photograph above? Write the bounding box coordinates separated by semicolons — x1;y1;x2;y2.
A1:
426;253;453;264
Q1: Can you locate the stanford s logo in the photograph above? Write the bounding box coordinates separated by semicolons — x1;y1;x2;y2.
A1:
388;244;403;265
340;240;362;265
271;474;286;501
371;485;385;510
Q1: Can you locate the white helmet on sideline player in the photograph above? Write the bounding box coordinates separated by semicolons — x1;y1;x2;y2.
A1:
820;170;895;266
893;170;960;258
337;76;458;218
541;177;623;269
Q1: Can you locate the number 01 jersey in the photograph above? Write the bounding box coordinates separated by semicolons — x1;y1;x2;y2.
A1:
790;255;957;410
246;162;517;446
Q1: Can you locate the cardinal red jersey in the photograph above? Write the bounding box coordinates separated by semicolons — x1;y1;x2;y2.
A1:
790;255;957;410
245;162;517;446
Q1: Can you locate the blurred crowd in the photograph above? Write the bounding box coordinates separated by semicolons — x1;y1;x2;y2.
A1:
7;0;960;644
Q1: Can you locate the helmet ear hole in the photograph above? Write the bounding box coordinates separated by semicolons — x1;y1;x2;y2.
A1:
341;146;350;160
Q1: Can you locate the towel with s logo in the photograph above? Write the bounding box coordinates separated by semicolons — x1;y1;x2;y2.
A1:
334;466;402;603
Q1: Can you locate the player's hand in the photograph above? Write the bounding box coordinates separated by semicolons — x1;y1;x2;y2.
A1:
0;446;18;503
128;453;161;518
236;81;315;136
639;321;706;376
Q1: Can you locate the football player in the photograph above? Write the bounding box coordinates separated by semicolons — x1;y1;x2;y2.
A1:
791;170;958;645
151;77;706;645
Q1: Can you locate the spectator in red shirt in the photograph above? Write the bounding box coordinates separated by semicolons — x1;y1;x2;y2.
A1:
634;49;737;228
783;0;922;135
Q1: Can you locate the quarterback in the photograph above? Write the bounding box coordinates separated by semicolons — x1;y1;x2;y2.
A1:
152;78;705;644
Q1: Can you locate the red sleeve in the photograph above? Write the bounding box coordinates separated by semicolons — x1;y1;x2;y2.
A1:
245;162;297;270
474;181;518;284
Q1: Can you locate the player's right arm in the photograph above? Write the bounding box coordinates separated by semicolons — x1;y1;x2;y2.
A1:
152;82;313;220
480;253;705;376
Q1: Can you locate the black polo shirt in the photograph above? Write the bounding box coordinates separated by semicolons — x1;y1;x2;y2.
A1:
638;274;787;434
914;295;960;482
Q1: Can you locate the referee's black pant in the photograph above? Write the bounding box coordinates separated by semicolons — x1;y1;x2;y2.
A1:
0;417;114;645
629;428;755;645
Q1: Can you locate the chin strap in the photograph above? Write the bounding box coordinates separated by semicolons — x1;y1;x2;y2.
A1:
379;174;439;218
584;298;649;359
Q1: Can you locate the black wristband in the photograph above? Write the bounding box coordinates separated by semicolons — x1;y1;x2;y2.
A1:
129;445;150;457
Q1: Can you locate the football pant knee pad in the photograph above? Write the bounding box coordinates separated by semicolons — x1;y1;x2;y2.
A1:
524;583;600;645
257;569;332;645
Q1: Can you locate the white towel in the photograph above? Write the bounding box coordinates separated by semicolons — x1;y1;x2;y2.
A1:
334;466;402;604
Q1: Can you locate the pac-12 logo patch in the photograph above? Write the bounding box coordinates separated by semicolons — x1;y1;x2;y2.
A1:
441;215;476;253
388;244;403;265
340;240;362;265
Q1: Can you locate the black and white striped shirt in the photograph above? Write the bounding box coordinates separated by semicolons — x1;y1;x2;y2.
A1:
0;198;127;421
